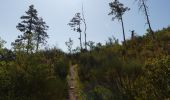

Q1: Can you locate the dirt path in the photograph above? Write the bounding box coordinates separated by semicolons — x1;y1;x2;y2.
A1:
68;64;78;100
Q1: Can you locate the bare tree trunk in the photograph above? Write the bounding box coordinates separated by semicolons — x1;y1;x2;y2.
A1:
27;39;29;54
82;4;87;50
27;32;32;54
142;0;155;39
120;17;127;60
79;25;83;51
36;41;39;52
120;17;126;46
85;33;87;50
80;32;82;51
36;43;39;52
36;34;40;52
27;17;33;54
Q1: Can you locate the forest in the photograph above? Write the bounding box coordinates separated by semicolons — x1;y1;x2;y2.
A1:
0;0;170;100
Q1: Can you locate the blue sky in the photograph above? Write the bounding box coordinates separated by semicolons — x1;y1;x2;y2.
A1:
0;0;169;52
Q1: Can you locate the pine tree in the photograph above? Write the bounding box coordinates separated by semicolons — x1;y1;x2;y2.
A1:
34;17;49;52
68;13;83;51
109;0;130;46
11;35;25;52
16;5;38;53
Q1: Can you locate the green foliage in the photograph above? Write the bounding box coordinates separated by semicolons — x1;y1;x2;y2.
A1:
86;85;113;100
14;5;49;53
0;49;69;100
135;56;170;100
76;44;142;99
73;27;170;99
16;5;39;53
0;37;6;48
109;0;130;21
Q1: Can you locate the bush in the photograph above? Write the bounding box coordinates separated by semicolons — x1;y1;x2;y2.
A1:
135;56;170;100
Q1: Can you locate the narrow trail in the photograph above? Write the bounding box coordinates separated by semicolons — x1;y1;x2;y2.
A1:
67;64;79;100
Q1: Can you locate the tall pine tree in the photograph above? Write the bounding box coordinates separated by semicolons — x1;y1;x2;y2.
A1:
68;13;83;51
16;5;38;53
109;0;130;46
15;5;49;53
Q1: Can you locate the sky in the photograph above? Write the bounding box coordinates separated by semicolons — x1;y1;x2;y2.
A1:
0;0;169;52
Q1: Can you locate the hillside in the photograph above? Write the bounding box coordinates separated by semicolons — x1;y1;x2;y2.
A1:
0;27;169;100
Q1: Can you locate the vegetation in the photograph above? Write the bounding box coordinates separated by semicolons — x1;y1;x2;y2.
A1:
74;27;170;100
0;25;169;100
0;0;170;100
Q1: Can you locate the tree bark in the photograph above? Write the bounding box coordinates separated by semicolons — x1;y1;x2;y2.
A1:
82;4;87;50
142;0;155;39
27;17;33;54
36;33;40;52
120;17;126;46
79;25;83;51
